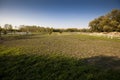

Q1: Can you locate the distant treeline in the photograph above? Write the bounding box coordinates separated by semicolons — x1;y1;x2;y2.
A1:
89;9;120;32
0;24;90;36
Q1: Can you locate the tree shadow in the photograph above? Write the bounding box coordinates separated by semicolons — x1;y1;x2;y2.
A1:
0;54;120;80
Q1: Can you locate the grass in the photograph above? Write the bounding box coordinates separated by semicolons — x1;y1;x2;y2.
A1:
0;32;120;80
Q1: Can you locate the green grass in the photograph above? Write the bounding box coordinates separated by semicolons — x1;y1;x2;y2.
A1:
0;32;120;80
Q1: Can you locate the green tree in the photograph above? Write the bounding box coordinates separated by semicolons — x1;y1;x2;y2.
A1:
103;25;112;32
0;26;2;38
89;19;100;32
59;29;63;34
117;24;120;32
89;9;120;32
4;24;13;34
48;28;53;35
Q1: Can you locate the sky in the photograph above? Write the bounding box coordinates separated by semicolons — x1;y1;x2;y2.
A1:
0;0;120;28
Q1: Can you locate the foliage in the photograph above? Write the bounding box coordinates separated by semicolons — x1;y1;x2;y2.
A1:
19;26;90;33
66;28;79;32
19;25;54;34
0;26;2;37
89;9;120;32
4;24;13;33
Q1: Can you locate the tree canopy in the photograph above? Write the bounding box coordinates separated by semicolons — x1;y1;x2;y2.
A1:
89;9;120;32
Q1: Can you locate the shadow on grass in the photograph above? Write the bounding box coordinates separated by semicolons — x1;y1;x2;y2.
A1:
0;54;120;80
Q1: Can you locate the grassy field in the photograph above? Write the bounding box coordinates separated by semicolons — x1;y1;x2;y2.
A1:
0;32;120;80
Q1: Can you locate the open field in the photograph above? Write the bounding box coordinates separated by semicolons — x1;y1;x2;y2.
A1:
0;32;120;80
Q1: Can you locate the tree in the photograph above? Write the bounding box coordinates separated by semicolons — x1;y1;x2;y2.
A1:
107;9;120;22
4;24;13;34
48;28;53;35
103;25;111;32
89;9;120;32
89;19;100;32
117;25;120;32
0;26;2;38
3;29;7;35
59;29;63;34
66;28;78;32
19;25;29;34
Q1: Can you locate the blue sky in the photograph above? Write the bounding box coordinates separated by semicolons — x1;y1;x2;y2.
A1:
0;0;120;28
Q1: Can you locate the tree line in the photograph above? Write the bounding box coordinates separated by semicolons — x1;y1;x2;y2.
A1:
89;9;120;32
0;24;90;37
18;25;90;33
